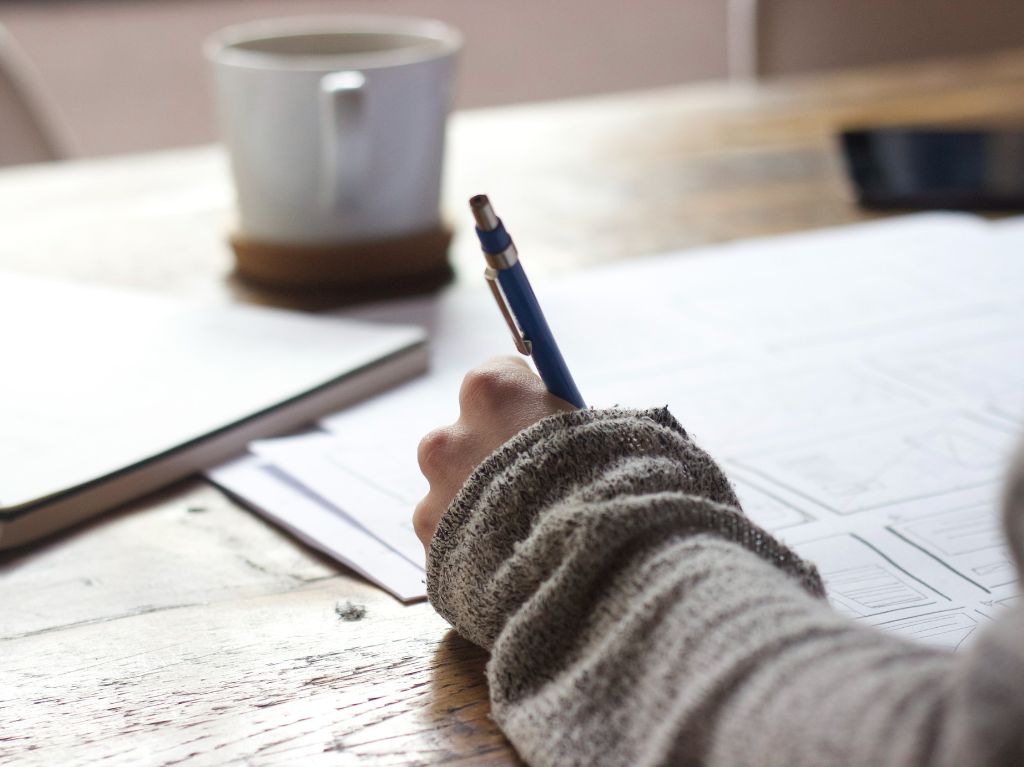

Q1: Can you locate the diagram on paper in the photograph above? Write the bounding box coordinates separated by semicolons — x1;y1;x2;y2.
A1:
796;534;949;619
600;362;936;456
737;414;1019;515
873;609;980;651
872;331;1024;423
728;473;814;532
889;503;1015;591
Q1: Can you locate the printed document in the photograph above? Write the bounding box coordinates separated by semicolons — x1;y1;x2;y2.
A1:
210;213;1024;638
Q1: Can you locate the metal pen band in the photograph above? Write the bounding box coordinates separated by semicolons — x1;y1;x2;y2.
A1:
483;244;519;270
471;196;520;269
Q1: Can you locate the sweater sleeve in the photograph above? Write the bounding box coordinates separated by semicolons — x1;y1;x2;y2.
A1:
426;408;1024;767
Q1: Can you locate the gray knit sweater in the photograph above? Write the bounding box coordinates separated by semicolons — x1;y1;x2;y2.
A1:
427;408;1024;767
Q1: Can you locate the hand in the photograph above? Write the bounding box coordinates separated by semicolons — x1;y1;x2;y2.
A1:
413;356;576;550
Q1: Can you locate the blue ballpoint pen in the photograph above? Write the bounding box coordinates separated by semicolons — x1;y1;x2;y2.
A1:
469;194;586;409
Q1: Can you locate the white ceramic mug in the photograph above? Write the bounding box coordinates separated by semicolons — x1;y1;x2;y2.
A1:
206;17;461;245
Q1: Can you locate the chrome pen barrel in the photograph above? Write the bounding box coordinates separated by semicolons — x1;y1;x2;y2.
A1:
469;194;500;231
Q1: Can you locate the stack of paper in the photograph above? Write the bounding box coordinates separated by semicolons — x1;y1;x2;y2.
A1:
208;277;505;601
209;213;1024;650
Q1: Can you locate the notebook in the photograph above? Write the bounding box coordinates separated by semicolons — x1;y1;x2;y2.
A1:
0;271;428;549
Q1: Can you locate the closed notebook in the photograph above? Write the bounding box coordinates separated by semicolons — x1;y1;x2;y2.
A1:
0;271;428;549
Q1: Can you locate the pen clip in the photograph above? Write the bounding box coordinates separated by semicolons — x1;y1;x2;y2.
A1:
484;267;532;356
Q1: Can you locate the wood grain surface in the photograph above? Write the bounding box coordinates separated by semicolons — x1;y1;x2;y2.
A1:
3;49;1024;766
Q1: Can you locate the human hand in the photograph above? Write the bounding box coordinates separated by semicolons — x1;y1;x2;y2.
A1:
413;356;576;550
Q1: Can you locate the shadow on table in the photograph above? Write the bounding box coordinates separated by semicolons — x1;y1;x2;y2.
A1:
428;628;526;765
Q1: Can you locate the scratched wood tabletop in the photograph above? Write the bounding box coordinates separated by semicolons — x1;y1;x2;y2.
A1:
3;50;1024;766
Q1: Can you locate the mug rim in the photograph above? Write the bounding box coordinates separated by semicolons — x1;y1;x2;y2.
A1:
205;15;462;72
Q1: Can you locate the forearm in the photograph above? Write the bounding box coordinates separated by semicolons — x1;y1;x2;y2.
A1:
426;408;1024;767
427;408;821;644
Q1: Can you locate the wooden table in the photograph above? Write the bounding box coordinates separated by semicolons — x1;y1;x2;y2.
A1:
3;50;1024;766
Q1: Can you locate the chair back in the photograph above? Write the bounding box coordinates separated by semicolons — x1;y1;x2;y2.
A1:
0;24;74;166
730;0;1024;79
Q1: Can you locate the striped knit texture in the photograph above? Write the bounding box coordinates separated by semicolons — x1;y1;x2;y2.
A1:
427;408;1024;767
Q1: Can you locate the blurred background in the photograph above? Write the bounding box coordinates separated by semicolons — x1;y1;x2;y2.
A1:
3;0;1024;163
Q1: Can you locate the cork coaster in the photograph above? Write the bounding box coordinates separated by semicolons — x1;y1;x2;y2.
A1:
229;224;454;298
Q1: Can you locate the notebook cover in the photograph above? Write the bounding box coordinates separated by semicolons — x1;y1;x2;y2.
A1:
0;272;428;548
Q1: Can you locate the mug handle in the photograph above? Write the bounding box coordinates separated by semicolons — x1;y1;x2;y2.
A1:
318;70;368;209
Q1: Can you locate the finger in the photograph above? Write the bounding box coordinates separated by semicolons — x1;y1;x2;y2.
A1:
458;359;546;416
484;354;533;372
413;491;446;548
417;424;458;482
417;423;483;494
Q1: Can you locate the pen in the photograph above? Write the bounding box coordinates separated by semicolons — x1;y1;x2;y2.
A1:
469;194;586;409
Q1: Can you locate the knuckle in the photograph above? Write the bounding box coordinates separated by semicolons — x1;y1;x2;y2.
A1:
412;499;435;543
459;367;518;411
411;497;440;544
417;428;454;476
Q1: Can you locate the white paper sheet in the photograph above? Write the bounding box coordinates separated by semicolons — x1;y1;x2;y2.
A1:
249;432;425;568
207;455;426;602
225;213;1024;638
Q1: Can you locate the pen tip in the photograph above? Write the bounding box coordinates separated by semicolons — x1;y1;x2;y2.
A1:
469;194;499;231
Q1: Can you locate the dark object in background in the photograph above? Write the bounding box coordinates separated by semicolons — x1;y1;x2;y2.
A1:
841;127;1024;210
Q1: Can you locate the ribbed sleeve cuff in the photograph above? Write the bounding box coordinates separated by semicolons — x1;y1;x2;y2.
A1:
426;407;825;649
